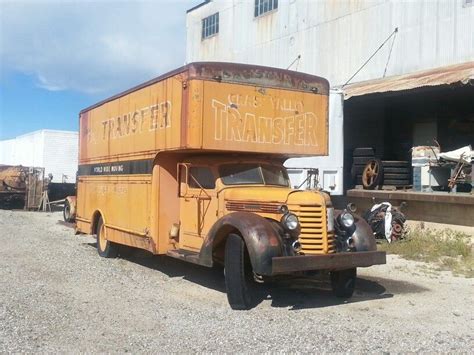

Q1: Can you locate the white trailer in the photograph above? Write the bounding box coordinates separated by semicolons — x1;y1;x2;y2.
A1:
0;130;78;183
285;89;344;195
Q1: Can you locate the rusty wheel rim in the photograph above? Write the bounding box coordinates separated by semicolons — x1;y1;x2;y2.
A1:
362;160;380;187
98;223;107;252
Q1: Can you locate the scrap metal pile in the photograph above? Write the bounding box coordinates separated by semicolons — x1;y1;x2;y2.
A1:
412;144;473;192
0;165;57;210
363;202;406;243
0;165;28;209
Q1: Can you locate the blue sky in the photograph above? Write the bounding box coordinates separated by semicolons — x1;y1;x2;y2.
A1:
0;0;200;140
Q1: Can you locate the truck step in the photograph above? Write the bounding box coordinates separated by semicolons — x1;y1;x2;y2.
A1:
166;249;201;265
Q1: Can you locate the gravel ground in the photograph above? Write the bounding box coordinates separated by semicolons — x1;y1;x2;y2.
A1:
0;210;473;353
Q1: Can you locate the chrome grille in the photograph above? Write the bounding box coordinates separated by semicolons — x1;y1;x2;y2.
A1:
291;205;335;255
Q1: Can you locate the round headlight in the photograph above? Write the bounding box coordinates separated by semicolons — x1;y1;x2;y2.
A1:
340;212;355;228
282;213;299;231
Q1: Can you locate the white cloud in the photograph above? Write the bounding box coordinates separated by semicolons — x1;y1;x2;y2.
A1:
0;0;201;95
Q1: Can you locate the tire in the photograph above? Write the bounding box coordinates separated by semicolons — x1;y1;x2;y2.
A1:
384;173;409;180
331;268;356;298
384;167;410;174
224;233;254;310
353;147;375;157
96;217;119;258
353;157;373;165
384;179;410;186
351;165;366;178
381;161;409;168
63;200;73;222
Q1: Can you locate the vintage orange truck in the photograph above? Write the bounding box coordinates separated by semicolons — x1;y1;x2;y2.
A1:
74;62;385;309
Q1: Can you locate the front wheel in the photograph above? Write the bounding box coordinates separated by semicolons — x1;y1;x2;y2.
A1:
224;233;255;310
330;268;357;298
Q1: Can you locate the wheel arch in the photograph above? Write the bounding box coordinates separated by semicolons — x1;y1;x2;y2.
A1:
90;209;106;235
199;212;284;276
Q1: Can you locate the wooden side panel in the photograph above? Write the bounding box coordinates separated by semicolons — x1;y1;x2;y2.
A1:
79;76;184;164
200;81;328;155
76;175;152;241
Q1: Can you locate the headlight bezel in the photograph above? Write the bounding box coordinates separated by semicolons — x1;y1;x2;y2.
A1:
339;211;355;229
280;212;300;232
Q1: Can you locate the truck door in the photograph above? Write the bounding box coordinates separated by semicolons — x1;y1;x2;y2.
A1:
178;165;217;252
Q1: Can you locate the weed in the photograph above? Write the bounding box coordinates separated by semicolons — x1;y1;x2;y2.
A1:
378;228;473;277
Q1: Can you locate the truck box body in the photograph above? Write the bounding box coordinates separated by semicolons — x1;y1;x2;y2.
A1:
76;62;330;254
78;62;329;166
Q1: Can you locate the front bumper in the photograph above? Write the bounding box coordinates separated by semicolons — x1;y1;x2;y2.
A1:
272;251;386;275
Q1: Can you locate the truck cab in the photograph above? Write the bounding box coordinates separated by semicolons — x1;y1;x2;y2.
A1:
172;154;383;309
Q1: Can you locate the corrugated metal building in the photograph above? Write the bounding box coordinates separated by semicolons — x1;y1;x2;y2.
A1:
186;0;474;225
187;0;473;85
0;130;78;183
186;0;474;173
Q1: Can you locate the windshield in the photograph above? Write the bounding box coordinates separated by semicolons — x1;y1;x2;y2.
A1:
219;164;290;187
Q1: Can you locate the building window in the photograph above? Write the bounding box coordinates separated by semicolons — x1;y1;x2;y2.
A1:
254;0;278;17
202;12;219;39
463;0;473;7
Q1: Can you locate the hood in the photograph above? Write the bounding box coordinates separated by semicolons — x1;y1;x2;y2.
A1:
222;186;330;207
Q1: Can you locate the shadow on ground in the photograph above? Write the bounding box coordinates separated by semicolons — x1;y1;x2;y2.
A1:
86;242;428;310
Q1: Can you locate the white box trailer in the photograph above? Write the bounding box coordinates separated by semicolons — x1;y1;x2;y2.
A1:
285;89;344;195
0;130;78;183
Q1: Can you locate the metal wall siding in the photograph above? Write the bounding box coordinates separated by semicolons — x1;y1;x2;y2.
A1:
42;131;78;183
186;0;474;86
0;130;78;183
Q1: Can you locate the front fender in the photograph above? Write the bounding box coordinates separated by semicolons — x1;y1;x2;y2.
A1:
351;215;377;251
335;210;377;252
199;212;283;275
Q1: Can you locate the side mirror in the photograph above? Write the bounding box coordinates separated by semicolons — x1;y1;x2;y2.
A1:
177;163;190;197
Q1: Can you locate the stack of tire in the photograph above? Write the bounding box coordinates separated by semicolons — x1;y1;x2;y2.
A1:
351;147;411;189
380;161;411;187
351;147;376;186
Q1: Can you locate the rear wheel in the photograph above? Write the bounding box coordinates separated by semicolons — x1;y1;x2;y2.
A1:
331;268;356;298
63;200;73;222
96;217;119;258
224;233;254;310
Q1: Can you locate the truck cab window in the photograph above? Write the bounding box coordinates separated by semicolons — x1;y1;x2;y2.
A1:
261;165;290;187
188;167;215;189
220;164;289;186
220;164;263;185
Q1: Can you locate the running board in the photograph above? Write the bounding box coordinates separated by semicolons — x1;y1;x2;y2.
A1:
166;249;202;265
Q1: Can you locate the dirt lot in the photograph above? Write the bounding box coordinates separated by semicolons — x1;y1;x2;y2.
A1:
0;210;472;352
